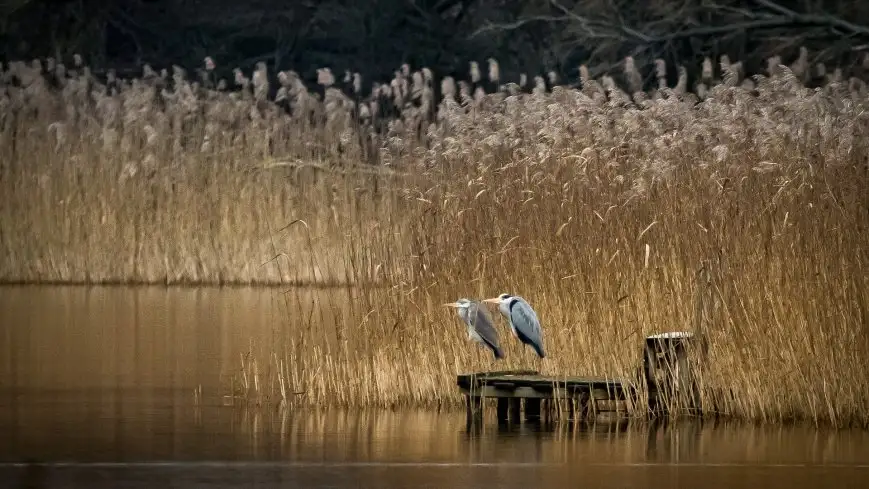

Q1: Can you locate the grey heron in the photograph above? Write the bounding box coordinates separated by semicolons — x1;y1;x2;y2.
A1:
443;299;504;360
483;294;545;358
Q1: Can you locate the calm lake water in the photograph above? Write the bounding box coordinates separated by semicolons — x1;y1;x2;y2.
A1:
1;285;868;488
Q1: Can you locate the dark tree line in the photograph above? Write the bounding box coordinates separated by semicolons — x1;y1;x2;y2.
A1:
2;0;869;87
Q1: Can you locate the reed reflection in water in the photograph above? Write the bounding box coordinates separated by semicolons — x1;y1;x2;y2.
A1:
2;285;869;488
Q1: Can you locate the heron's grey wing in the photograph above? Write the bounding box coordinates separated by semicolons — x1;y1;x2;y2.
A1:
469;301;501;350
509;299;541;346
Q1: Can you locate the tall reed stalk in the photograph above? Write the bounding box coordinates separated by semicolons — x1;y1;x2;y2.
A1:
1;53;866;427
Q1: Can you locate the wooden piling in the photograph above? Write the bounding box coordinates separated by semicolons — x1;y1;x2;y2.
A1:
509;398;521;423
496;398;509;423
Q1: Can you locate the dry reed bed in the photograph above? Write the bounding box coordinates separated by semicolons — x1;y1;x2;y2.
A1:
229;58;869;428
0;57;404;285
1;54;867;426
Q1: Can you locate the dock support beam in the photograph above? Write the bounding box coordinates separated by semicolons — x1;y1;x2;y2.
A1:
496;398;509;424
525;399;541;421
495;398;523;424
580;392;591;420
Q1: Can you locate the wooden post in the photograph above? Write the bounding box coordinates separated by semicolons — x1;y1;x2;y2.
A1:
509;398;521;423
579;392;590;420
465;395;472;427
465;395;483;428
525;398;541;421
591;388;609;420
496;398;509;424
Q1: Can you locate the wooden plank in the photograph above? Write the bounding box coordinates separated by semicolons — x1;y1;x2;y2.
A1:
457;378;626;393
456;386;625;398
590;388;611;400
459;385;550;399
481;372;616;381
457;371;627;389
459;386;626;401
458;382;628;401
458;374;624;387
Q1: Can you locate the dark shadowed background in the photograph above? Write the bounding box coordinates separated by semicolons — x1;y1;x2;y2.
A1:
3;0;869;88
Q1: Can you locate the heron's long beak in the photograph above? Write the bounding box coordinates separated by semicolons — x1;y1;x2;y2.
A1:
442;303;460;308
482;298;500;304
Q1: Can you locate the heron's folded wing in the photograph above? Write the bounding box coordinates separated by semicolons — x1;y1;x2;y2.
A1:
470;302;501;349
509;300;541;344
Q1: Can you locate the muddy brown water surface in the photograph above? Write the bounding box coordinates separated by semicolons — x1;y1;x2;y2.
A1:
1;285;868;488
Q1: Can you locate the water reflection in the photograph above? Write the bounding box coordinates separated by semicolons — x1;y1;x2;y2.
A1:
0;285;351;395
4;390;869;466
2;286;869;488
3;403;869;488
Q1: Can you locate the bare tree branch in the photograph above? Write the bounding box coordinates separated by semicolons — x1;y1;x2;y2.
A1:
469;0;869;71
470;15;570;38
753;0;869;37
752;0;798;18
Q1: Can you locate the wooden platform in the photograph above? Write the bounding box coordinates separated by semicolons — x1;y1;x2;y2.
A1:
457;370;634;425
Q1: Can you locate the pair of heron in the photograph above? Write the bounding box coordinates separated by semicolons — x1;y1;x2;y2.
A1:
443;294;545;361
